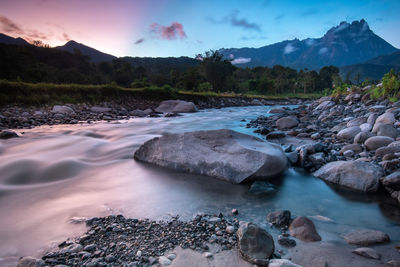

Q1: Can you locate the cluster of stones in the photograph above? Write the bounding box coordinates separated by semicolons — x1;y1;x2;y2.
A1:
247;86;400;203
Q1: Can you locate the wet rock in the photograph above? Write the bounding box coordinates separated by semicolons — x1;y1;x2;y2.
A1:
0;130;19;139
266;210;291;228
17;256;45;267
134;129;287;183
276;116;299;130
286;151;298;165
365;136;394;150
277;236;296;247
337;126;361;142
352;247;381;260
313;160;383;192
266;131;286;139
155;100;197;113
289;216;321;242
51;105;75;114
237;222;274;264
249;181;277;195
344;229;390;246
269;108;285;113
268;259;303;267
308;152;325;165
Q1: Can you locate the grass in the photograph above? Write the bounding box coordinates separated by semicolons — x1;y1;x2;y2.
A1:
0;79;323;107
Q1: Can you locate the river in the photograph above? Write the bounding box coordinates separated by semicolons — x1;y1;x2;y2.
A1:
0;105;399;266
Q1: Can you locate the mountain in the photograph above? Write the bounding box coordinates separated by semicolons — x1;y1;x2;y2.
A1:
339;50;400;82
220;19;398;70
56;40;116;63
0;33;30;45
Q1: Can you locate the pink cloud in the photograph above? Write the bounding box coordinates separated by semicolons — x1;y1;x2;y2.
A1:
150;22;187;40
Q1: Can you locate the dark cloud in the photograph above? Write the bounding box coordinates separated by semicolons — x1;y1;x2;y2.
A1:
135;38;145;44
62;32;70;41
0;15;23;34
208;11;261;32
275;14;285;20
150;22;187;40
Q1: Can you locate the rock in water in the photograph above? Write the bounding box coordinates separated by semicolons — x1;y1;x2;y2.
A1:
289;216;321;242
17;256;45;267
269;259;303;267
134;129;287;183
249;181;277;194
266;210;291;228
0;130;19;139
343;229;390;246
237;222;274;264
155;100;197;113
276;116;299;130
313;160;383;192
51;105;75;114
352;247;381;259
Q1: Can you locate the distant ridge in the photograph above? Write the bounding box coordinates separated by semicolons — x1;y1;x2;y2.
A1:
0;33;30;45
220;19;398;70
56;40;116;63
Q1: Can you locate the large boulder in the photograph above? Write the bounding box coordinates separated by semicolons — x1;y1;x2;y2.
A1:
134;129;288;183
375;112;395;125
343;229;390;246
313;160;383;192
315;100;335;111
51;105;75;114
276;116;299;130
376;124;399;138
381;171;400;190
364;136;394;150
155;100;197;113
237;222;274;265
336;126;361;142
289;216;321;242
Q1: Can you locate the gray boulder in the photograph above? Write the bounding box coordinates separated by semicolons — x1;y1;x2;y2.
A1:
134;129;287;183
268;259;303;267
343;229;390;246
51;105;75;114
237;222;274;265
381;171;400;190
289;216;321;242
313;160;383;192
276;116;299;130
337;126;361;142
266;210;291;228
376;124;399;138
352;247;381;260
347;117;366;127
375;145;400;157
354;131;373;144
359;123;372;132
315;100;335;111
364;136;394;150
375;112;395;125
155;100;197;113
367;113;378;125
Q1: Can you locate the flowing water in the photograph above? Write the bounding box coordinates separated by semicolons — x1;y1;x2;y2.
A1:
0;105;399;265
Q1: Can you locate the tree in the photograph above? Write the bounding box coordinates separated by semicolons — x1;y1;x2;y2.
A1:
319;66;339;90
197;50;235;92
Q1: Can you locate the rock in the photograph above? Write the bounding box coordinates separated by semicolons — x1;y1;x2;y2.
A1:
167;253;176;260
347;117;366;127
376;146;400;157
203;252;213;258
352;247;381;260
276;116;299;130
237;222;274;264
286;151;298;165
337;126;361;142
381;171;400;190
90;106;111;113
365;136;394;150
51;105;75;114
0;130;19;139
60;243;83;254
311;133;320;140
340;144;362;155
354;131;373;144
376;124;399;138
251;99;263;105
315;101;335;111
289;216;321;242
343;229;390;246
226;225;235;234
17;256;45;267
388;260;400;267
360;123;372;132
277;236;296;247
158;256;172;266
375;112;395;125
343;150;354;157
134;129;287;183
308;152;325;165
130;109;147;117
367;113;378;125
249;181;277;194
266;210;291;228
313;161;383;192
155;100;197;113
232;209;238;215
269;108;285;113
266;131;286;139
268;259;303;267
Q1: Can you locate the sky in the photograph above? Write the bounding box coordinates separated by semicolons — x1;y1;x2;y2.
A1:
0;0;399;58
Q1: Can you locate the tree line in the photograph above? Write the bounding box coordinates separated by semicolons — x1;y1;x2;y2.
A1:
0;44;341;95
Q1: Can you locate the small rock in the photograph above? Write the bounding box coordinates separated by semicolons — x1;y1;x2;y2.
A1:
231;209;238;215
289;216;321;242
278;235;296;247
352;247;381;260
203;252;213;258
226;225;235;234
266;210;291;228
158;256;172;266
167;253;176;260
0;130;19;139
268;259;303;267
343;229;390;246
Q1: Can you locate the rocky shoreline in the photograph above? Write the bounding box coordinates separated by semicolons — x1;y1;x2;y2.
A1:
0;96;303;130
